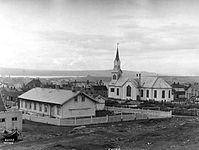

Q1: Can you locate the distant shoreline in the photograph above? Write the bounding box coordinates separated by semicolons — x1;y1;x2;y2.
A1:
0;75;85;79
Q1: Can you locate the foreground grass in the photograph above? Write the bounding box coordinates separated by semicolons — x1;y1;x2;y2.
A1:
1;117;199;150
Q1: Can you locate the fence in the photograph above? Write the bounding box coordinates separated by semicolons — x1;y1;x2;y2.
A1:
105;106;172;119
23;114;60;125
23;107;171;126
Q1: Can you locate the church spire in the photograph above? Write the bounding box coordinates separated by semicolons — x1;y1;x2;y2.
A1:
112;43;122;81
115;43;120;61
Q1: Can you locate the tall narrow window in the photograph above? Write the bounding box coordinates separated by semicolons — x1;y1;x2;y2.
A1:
113;74;116;80
21;100;23;108
82;96;85;102
117;88;119;96
57;105;61;115
44;105;48;113
141;90;144;97
25;101;27;108
74;97;78;102
34;102;37;110
154;90;157;98
168;90;171;98
126;85;131;97
146;90;149;98
162;90;165;98
29;102;32;109
39;103;42;112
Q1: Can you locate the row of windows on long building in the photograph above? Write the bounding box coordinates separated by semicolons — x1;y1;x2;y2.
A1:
110;86;171;98
21;100;61;115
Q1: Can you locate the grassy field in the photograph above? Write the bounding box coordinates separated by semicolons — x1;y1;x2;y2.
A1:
1;117;199;150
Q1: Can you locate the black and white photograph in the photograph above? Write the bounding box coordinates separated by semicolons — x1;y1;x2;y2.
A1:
0;0;199;149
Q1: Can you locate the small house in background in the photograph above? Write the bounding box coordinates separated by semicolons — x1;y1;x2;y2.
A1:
0;87;23;108
22;78;42;92
84;84;108;98
95;95;106;110
171;82;186;100
18;88;99;118
185;83;199;100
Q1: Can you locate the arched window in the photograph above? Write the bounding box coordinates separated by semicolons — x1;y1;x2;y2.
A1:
126;85;131;97
162;90;165;98
141;89;144;97
113;74;116;80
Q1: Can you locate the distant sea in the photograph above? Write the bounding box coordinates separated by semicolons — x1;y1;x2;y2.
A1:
0;75;85;78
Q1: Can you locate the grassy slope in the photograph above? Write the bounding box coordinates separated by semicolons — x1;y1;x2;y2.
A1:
2;117;199;150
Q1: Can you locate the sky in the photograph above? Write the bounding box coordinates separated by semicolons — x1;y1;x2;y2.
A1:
0;0;199;75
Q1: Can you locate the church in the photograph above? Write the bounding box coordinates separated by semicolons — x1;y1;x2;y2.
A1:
108;46;173;102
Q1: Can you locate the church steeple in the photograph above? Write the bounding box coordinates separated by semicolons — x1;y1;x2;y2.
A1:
115;43;120;61
113;43;121;71
112;43;122;81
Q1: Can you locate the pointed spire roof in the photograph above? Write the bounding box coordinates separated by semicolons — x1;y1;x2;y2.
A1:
115;43;120;61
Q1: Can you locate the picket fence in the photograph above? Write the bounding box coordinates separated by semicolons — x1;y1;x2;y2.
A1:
105;106;172;119
23;107;172;126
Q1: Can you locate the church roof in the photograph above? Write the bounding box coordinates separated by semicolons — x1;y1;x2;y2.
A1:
141;77;171;88
109;75;172;89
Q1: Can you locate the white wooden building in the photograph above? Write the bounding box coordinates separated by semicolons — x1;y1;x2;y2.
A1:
108;46;173;102
18;88;99;118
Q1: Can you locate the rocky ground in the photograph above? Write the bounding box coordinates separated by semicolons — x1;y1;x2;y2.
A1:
1;116;199;150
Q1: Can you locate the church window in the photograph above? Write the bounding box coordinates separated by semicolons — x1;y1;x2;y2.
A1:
113;74;116;80
146;90;149;98
126;85;131;97
111;88;114;92
34;102;37;110
162;90;165;98
154;90;157;98
117;88;119;96
141;90;144;97
39;103;42;112
21;100;23;108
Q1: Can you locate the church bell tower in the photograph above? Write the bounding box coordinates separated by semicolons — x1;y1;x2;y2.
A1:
111;43;122;82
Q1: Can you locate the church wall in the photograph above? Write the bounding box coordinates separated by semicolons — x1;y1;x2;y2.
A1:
140;88;173;102
122;81;137;100
108;86;123;99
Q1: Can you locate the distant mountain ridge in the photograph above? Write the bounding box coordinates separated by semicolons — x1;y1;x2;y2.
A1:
0;67;157;77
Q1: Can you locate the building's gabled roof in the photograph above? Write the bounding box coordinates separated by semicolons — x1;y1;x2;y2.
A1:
109;75;172;89
92;85;108;91
171;83;185;89
95;95;106;103
151;77;172;89
188;84;199;91
109;75;138;87
25;78;42;88
18;87;98;105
